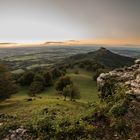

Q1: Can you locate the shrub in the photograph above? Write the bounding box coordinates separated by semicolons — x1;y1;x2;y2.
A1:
69;85;80;100
99;78;117;99
29;81;44;96
93;68;109;81
33;74;45;85
18;71;35;86
74;70;79;74
63;85;80;100
109;101;128;118
31;116;56;139
113;120;131;138
55;76;72;92
43;72;53;87
0;64;18;100
52;68;62;79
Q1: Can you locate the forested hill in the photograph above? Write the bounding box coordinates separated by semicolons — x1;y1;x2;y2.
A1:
66;47;135;68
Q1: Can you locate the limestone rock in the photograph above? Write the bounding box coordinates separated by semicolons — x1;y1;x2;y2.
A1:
97;59;140;99
135;59;140;64
3;126;32;140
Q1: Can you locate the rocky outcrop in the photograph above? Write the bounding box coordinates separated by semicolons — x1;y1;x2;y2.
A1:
97;59;140;99
2;126;32;140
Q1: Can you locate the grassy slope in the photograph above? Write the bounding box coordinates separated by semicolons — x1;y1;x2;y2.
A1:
0;69;99;124
67;69;99;102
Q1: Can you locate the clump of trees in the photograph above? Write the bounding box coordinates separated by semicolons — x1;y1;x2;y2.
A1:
43;72;53;87
0;64;18;101
29;81;44;96
93;68;109;81
55;76;80;100
13;67;66;96
55;76;72;92
74;70;79;74
18;71;35;86
63;85;80;101
77;59;104;72
29;74;45;96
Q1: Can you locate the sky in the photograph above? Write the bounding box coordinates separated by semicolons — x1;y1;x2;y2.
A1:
0;0;140;45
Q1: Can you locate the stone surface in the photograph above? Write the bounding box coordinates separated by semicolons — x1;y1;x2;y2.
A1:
3;126;32;140
97;59;140;99
135;59;140;64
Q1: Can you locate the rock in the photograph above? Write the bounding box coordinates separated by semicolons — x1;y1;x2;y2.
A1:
97;59;140;99
10;134;16;139
0;113;7;118
0;123;3;126
135;59;140;64
3;127;31;140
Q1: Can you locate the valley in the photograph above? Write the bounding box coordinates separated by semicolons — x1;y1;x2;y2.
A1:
0;46;140;140
0;46;139;72
0;0;140;139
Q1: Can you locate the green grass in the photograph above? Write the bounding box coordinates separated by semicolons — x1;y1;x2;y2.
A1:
0;69;99;125
3;54;41;61
0;95;87;126
67;69;99;102
11;69;25;74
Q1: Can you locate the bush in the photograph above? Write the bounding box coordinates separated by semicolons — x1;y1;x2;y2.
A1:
43;72;53;87
99;78;117;99
93;69;109;81
0;64;18;100
55;76;72;92
29;81;44;96
109;101;128;117
33;74;45;85
18;71;35;86
36;118;56;139
63;85;80;100
113;120;131;138
74;70;79;74
77;60;104;72
52;68;62;79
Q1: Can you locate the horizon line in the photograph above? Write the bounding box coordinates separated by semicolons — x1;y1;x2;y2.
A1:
0;39;140;48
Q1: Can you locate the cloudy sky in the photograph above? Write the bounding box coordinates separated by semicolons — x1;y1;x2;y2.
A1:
0;0;140;45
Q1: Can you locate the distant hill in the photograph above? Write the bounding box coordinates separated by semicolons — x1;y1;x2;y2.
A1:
66;47;135;68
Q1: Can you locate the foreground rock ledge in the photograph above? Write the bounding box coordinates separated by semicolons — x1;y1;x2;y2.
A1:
97;59;140;99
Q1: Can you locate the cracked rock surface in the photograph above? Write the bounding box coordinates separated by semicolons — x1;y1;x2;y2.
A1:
97;59;140;99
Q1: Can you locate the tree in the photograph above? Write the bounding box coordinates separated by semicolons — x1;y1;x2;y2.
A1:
0;64;18;100
52;68;62;79
18;71;35;86
55;76;72;92
63;85;80;101
69;85;80;100
33;74;45;85
29;81;44;96
93;69;109;81
74;70;79;74
62;85;71;100
43;72;53;87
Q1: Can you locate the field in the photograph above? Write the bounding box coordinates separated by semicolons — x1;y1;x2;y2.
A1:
0;46;97;71
0;69;99;126
0;47;139;139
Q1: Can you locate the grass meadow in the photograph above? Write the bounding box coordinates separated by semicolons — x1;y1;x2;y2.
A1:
0;69;99;126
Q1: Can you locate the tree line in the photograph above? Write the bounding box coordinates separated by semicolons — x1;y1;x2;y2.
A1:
0;64;80;101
